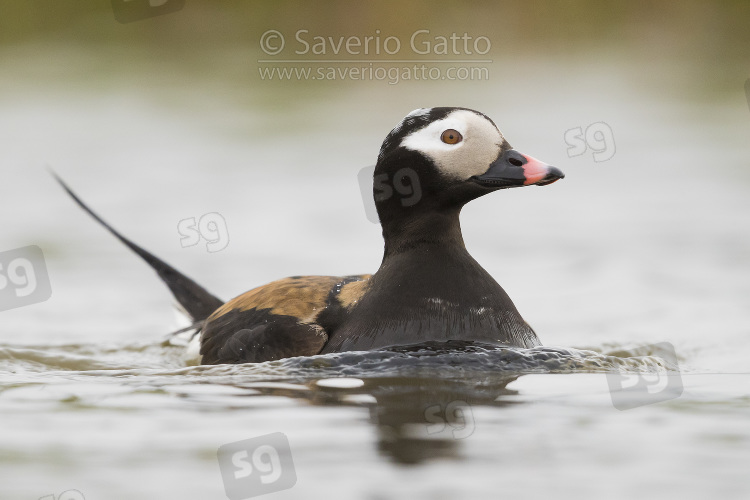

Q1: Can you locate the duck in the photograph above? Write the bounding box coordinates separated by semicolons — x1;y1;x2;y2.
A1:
54;107;564;364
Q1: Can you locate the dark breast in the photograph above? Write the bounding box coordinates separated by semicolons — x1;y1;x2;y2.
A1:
321;248;541;353
199;247;539;363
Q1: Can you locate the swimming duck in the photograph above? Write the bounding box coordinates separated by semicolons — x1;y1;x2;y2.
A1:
55;107;563;364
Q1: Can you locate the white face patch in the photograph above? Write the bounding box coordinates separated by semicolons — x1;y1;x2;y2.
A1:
400;109;505;180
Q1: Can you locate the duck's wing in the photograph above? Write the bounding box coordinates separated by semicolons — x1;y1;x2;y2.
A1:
200;274;371;364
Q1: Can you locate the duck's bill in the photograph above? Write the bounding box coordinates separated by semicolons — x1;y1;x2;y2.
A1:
472;149;564;188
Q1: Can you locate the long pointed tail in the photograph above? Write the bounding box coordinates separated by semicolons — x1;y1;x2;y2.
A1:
51;171;224;323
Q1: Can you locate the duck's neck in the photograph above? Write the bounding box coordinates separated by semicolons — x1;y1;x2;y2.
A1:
374;205;504;309
322;203;541;352
381;207;466;259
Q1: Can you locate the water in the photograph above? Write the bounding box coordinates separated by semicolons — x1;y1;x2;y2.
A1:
2;8;750;499
1;340;747;499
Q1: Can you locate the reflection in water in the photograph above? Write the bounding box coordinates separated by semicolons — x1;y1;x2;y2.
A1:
364;375;519;464
0;335;702;500
218;340;677;465
239;371;521;465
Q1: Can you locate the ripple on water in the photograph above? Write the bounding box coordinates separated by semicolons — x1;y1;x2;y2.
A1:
0;338;681;383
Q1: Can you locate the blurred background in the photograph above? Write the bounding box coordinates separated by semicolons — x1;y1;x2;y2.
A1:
1;2;749;499
3;0;748;363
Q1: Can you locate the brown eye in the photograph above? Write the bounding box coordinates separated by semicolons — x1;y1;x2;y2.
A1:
440;129;463;145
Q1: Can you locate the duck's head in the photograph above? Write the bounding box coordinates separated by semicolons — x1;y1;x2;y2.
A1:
374;107;564;223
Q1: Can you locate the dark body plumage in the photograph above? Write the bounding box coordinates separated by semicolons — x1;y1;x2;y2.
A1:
199;222;538;364
58;107;563;364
